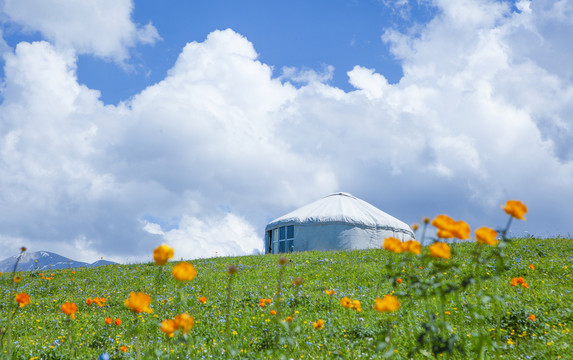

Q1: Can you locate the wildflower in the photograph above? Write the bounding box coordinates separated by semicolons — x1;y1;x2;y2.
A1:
284;316;293;322
160;319;177;337
432;215;471;240
429;242;451;259
85;298;93;306
411;223;420;231
15;292;30;307
351;299;362;312
324;289;336;295
383;237;404;253
278;257;289;265
476;227;498;246
270;310;277;315
120;346;127;352
199;296;207;304
172;262;197;281
13;276;21;283
265;298;272;304
227;265;239;274
403;240;421;254
340;296;352;308
529;264;535;270
105;317;113;325
174;313;194;334
396;278;403;285
373;295;401;312
124;292;153;314
528;314;536;322
258;300;266;308
61;302;78;320
445;311;451;315
510;277;528;288
153;244;174;265
423;217;430;224
502;200;527;220
312;319;325;330
114;318;122;326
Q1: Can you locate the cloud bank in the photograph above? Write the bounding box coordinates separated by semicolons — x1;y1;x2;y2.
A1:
0;0;571;262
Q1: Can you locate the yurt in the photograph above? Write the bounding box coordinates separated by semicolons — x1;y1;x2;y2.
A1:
264;192;415;254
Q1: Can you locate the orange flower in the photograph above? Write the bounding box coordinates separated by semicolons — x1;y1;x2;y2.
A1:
124;292;153;314
403;240;421;254
85;298;93;306
340;296;352;308
384;237;404;253
270;310;277;315
153;244;174;265
429;242;451;259
528;264;535;270
174;313;194;334
61;302;78;320
265;298;272;304
351;299;362;312
105;317;113;325
312;319;325;330
475;227;498;246
284;316;293;322
199;296;207;304
114;318;122;326
522;282;529;289
172;262;197;282
396;278;403;284
160;319;177;337
411;223;420;231
432;215;470;240
502;200;527;220
258;301;265;308
15;292;30;307
120;346;128;352
373;295;401;312
510;277;528;288
528;314;536;321
13;276;21;283
324;289;336;295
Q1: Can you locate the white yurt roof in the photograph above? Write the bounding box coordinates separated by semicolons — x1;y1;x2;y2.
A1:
266;192;414;235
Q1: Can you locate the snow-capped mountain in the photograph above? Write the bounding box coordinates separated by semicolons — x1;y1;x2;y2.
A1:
0;251;117;272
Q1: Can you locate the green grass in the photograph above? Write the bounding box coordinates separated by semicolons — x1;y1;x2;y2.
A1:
1;237;572;359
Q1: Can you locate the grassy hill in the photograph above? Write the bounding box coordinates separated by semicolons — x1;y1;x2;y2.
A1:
1;237;572;359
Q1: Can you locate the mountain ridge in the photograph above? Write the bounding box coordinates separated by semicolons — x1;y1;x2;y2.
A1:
0;251;117;272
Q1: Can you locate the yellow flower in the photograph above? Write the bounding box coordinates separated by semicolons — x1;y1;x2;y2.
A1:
15;292;30;307
160;319;177;337
351;299;362;312
340;296;352;308
172;262;197;281
373;295;400;312
475;227;498;246
61;302;78;320
153;244;174;265
403;240;421;254
124;292;153;314
324;289;336;296
502;200;527;220
383;237;404;253
174;313;194;334
429;242;451;259
432;215;470;240
312;319;325;330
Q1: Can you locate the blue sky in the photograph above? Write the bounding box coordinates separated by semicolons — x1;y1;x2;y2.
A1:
0;0;572;262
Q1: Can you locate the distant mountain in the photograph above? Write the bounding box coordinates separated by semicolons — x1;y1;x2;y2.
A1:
0;251;117;272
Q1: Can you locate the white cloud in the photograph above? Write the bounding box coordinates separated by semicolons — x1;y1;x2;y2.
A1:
1;0;160;61
1;1;572;263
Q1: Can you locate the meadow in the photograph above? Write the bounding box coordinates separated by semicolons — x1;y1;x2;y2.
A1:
1;213;572;359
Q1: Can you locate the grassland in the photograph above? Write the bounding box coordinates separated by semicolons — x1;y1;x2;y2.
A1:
1;237;572;359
